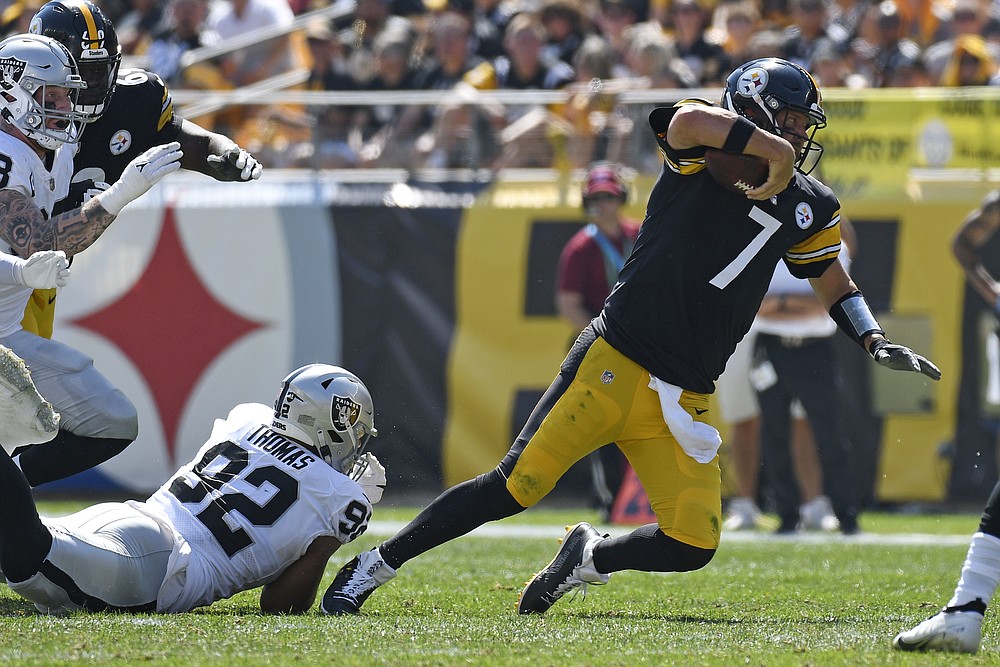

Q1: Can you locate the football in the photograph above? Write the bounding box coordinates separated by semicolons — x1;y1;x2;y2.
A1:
704;149;769;194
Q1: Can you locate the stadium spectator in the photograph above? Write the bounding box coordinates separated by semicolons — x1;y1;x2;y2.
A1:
782;0;849;71
115;0;165;54
717;0;764;66
0;365;386;615
937;33;998;85
339;0;415;85
923;0;1000;80
866;0;924;87
354;29;420;167
145;0;221;86
539;0;587;67
208;0;302;88
893;190;1000;655
827;0;872;41
594;0;640;75
667;0;731;84
894;0;953;47
319;57;940;618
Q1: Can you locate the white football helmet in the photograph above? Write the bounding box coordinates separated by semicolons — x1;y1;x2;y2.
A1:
273;364;378;477
0;34;87;151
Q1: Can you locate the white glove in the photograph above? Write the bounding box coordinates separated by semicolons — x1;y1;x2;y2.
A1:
350;452;386;504
14;251;70;289
207;147;262;181
97;142;183;215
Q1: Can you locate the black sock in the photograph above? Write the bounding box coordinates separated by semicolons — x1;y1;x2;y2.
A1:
0;447;51;582
593;523;715;574
17;431;132;487
380;469;524;569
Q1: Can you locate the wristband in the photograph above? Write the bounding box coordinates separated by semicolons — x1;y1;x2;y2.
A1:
829;290;884;351
722;115;757;154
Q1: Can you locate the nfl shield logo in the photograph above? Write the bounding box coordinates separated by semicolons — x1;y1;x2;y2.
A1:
601;370;615;384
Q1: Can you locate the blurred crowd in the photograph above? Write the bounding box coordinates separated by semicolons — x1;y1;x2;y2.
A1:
2;0;999;169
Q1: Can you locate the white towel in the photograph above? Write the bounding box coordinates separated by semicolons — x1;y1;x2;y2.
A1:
648;375;722;464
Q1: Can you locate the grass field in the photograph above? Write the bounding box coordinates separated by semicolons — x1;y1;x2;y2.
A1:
1;503;995;666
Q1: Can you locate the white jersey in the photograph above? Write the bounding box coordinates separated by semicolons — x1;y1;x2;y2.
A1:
0;132;73;337
142;402;372;613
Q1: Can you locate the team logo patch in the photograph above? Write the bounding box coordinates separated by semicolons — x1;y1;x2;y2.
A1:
332;395;360;430
795;202;814;229
0;56;26;85
601;370;615;384
736;68;768;97
109;130;132;155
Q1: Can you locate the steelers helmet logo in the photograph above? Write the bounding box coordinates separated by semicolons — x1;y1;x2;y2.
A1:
795;202;814;229
109;130;132;155
737;68;768;97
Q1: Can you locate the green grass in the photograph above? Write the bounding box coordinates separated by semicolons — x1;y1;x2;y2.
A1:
1;503;995;665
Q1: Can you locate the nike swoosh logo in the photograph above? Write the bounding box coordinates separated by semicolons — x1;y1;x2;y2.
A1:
694;408;708;415
48;295;56;304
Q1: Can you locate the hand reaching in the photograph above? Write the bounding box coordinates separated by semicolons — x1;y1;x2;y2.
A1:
871;339;941;381
207;147;262;182
97;142;183;215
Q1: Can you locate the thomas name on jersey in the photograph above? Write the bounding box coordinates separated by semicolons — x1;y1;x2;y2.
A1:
246;425;317;470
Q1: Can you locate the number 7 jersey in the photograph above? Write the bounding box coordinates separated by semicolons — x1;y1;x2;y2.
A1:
143;402;373;613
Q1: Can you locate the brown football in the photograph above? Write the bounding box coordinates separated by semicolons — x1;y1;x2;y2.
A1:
704;149;769;194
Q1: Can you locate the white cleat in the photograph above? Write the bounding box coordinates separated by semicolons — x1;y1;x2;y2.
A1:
893;610;982;654
0;346;59;451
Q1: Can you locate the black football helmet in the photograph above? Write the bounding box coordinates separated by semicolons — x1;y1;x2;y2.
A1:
722;58;827;173
28;1;122;121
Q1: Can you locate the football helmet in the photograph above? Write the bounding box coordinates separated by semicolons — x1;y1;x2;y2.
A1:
273;364;378;478
0;34;87;151
722;57;827;173
29;1;122;121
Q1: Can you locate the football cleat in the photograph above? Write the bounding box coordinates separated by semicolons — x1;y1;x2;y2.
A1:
321;548;395;615
517;522;609;615
0;345;59;449
893;610;982;654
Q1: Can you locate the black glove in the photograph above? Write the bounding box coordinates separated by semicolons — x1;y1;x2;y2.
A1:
206;147;262;182
871;339;941;381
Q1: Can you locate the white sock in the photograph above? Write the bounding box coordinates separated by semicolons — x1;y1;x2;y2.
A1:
948;532;1000;610
574;537;610;584
372;547;397;584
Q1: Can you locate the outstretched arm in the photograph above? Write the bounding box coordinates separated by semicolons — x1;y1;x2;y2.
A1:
176;118;262;182
259;535;341;614
810;260;941;380
953;190;1000;308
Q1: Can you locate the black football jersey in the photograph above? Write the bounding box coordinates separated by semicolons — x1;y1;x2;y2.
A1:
593;99;842;394
69;68;182;189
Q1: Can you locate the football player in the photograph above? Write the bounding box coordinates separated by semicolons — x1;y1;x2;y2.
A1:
893;190;1000;654
0;33;182;484
320;58;941;617
0;364;387;614
23;0;263;339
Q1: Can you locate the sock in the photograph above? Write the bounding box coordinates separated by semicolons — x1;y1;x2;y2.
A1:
17;432;131;486
948;532;1000;611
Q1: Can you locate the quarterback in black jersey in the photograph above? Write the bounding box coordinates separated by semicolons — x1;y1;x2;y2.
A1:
22;0;262;339
321;59;939;617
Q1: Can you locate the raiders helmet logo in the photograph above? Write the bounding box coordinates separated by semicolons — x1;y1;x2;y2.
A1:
736;68;768;97
0;56;26;85
332;395;360;430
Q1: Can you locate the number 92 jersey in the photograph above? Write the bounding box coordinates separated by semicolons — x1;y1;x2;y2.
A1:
69;68;181;189
144;403;372;613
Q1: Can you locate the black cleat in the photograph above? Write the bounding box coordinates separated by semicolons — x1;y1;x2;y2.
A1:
517;522;608;615
321;548;395;615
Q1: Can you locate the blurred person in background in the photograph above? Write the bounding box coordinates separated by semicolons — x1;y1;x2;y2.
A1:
666;0;730;85
539;0;587;67
594;0;640;76
781;0;849;71
866;0;924;87
717;0;763;66
116;0;165;55
354;29;420;167
208;0;301;88
923;0;1000;81
555;164;640;519
146;0;221;86
893;190;1000;655
936;33;997;85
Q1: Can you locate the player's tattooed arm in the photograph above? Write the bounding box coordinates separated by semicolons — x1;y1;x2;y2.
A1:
0;188;116;258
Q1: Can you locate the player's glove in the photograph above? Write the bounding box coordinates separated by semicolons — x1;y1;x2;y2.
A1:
13;251;70;289
871;339;941;381
206;147;262;182
97;142;183;215
350;452;386;504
